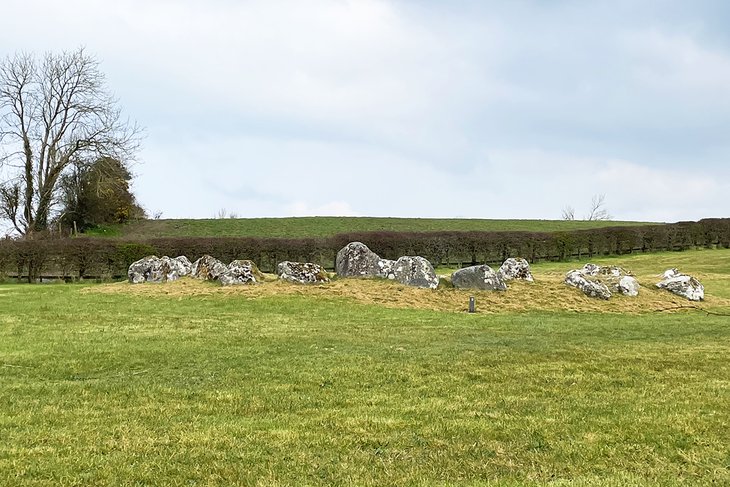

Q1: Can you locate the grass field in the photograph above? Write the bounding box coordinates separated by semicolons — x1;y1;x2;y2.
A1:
87;216;656;239
1;249;729;485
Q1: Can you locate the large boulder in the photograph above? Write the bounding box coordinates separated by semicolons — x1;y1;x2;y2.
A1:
277;261;329;284
452;265;507;291
335;241;397;279
219;260;264;286
191;255;228;281
656;268;704;301
498;258;534;282
392;256;439;289
565;270;612;300
128;255;190;284
564;263;640;298
128;255;160;284
335;242;382;277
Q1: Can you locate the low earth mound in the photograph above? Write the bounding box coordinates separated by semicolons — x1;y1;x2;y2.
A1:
90;253;730;314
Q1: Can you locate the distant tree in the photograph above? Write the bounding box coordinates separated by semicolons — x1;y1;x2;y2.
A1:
585;193;611;221
58;156;145;231
0;48;140;236
561;205;575;221
214;208;239;219
561;194;612;221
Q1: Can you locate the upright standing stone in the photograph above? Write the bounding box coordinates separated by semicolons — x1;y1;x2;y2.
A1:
335;242;382;277
392;256;439;289
191;255;228;281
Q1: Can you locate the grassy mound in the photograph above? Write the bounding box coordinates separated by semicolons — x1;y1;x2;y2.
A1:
90;249;730;314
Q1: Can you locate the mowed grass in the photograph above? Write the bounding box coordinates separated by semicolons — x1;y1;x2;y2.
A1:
1;250;729;486
95;216;655;239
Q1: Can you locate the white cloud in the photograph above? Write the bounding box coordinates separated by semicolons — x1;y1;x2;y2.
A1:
1;1;729;223
622;29;730;99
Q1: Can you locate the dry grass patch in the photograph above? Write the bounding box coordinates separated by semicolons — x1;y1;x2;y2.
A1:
87;267;730;315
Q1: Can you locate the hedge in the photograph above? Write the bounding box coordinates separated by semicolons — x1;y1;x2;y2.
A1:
1;218;729;281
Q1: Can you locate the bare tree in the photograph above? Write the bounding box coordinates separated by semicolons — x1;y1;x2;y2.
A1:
585;193;612;221
214;208;239;219
561;194;612;221
561;205;575;221
0;48;140;236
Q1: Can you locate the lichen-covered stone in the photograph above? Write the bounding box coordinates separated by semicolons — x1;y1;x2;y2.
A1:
497;258;534;282
580;263;602;276
335;242;382;277
128;255;189;283
220;260;264;286
335;241;398;280
392;256;439;289
191;255;228;281
617;275;640;297
564;263;640;298
656;269;704;301
565;269;612;300
174;256;193;276
278;261;329;284
128;255;159;283
452;265;507;291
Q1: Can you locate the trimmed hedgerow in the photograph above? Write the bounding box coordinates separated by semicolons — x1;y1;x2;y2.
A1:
1;218;728;280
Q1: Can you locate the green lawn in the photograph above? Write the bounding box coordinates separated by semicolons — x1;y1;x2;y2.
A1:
1;250;729;486
92;216;656;239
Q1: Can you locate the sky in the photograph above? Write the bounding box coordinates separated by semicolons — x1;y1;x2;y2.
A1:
1;0;729;223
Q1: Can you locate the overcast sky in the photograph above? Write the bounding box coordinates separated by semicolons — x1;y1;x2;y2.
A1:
2;0;729;222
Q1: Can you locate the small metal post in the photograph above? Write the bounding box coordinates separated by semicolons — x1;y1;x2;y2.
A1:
468;296;475;313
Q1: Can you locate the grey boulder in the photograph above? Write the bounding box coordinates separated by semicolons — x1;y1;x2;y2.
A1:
392;256;439;289
335;241;397;279
278;261;329;284
452;265;507;291
174;256;193;276
498;258;534;282
656;268;704;301
220;260;264;286
335;242;382;277
565;263;640;298
565;269;612;300
191;255;228;281
128;255;190;284
617;275;640;297
128;255;160;284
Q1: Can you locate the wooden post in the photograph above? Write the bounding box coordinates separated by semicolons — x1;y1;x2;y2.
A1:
468;296;475;313
73;221;78;236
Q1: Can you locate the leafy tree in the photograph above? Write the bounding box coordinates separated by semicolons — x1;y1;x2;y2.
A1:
58;157;145;231
0;48;140;236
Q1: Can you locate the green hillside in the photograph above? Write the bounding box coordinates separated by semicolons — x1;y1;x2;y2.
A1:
89;217;657;239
